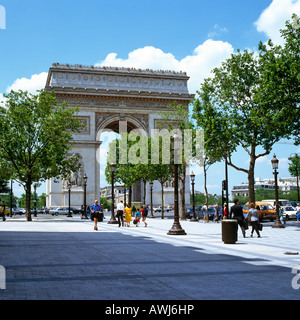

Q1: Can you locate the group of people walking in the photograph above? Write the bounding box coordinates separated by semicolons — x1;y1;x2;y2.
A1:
230;199;261;238
90;200;148;231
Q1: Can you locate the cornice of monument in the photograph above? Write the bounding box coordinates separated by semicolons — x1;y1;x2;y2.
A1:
46;63;194;97
46;86;195;102
48;62;189;78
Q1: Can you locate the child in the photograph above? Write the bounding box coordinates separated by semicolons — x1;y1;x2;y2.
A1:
135;208;141;227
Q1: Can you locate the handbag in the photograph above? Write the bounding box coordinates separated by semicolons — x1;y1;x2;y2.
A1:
258;223;263;231
133;218;137;225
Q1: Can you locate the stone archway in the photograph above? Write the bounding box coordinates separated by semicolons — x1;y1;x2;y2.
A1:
97;113;149;205
45;63;194;209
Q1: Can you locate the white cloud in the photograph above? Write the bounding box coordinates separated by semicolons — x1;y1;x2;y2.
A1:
208;24;229;38
6;72;48;94
279;157;290;169
254;0;300;45
96;40;234;94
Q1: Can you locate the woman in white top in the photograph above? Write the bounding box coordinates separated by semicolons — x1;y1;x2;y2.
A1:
247;203;261;238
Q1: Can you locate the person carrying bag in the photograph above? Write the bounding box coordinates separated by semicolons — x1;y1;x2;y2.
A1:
247;203;261;238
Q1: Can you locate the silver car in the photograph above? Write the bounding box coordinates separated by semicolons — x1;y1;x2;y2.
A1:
50;207;73;216
283;206;297;220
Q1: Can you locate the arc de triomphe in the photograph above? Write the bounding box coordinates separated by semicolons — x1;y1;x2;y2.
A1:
45;63;195;209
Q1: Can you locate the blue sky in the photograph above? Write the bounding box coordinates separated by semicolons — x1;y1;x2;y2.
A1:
0;0;299;198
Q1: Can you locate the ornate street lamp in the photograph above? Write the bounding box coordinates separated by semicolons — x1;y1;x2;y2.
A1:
149;181;155;218
168;135;186;235
81;174;88;219
271;154;284;228
108;164;118;224
190;171;198;222
67;180;72;217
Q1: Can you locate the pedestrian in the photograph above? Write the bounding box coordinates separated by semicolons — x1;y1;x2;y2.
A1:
132;205;136;216
141;205;148;227
116;200;125;227
1;200;6;221
296;203;300;222
279;206;286;225
124;204;132;227
135;208;142;227
202;202;208;222
230;199;246;238
214;205;220;223
223;204;228;220
246;202;261;238
86;206;91;219
90;200;101;231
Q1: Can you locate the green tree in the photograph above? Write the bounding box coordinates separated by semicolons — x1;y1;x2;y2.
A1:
0;90;82;221
159;103;204;220
288;154;300;201
193;16;300;205
0;178;10;194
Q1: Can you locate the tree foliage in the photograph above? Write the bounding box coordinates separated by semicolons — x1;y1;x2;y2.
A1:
193;15;300;204
0;90;83;221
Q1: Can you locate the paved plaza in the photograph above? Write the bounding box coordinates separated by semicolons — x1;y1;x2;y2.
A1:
0;214;300;301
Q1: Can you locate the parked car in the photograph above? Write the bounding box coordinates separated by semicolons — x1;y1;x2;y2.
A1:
3;207;11;216
50;207;73;216
185;207;201;219
70;207;81;214
12;208;22;215
283;206;297;220
153;206;170;213
185;208;193;219
243;202;276;222
198;206;216;220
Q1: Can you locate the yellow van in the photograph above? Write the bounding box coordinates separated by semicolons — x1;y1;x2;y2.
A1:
243;202;277;222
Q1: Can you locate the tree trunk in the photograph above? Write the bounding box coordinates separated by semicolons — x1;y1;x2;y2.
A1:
248;151;256;205
25;178;32;222
129;186;132;207
143;179;146;206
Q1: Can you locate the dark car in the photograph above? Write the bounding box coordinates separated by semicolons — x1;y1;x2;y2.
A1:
198;206;216;220
70;207;81;214
185;208;201;219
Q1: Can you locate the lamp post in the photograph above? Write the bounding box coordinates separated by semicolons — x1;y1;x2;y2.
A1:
288;153;300;202
33;183;37;217
168;135;186;235
10;180;13;217
149;181;155;218
67;180;72;217
108;164;118;224
82;174;88;219
271;154;285;228
190;171;198;222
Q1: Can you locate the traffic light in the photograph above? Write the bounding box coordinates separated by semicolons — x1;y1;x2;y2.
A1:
222;180;227;191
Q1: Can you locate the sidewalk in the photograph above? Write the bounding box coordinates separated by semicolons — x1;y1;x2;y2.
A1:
0;215;300;300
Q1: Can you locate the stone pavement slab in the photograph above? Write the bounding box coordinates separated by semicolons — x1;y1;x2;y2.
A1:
0;215;300;300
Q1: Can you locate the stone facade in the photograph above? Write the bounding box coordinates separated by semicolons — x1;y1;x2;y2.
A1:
45;63;194;208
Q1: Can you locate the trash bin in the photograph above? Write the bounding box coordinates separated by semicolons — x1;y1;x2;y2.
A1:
222;219;238;244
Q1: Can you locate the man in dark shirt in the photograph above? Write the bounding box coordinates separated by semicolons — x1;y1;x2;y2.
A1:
230;199;246;237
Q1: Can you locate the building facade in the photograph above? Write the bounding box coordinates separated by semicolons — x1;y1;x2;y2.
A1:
231;177;298;198
45;63;195;208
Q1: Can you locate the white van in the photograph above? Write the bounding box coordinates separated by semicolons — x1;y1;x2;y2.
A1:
262;199;290;207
